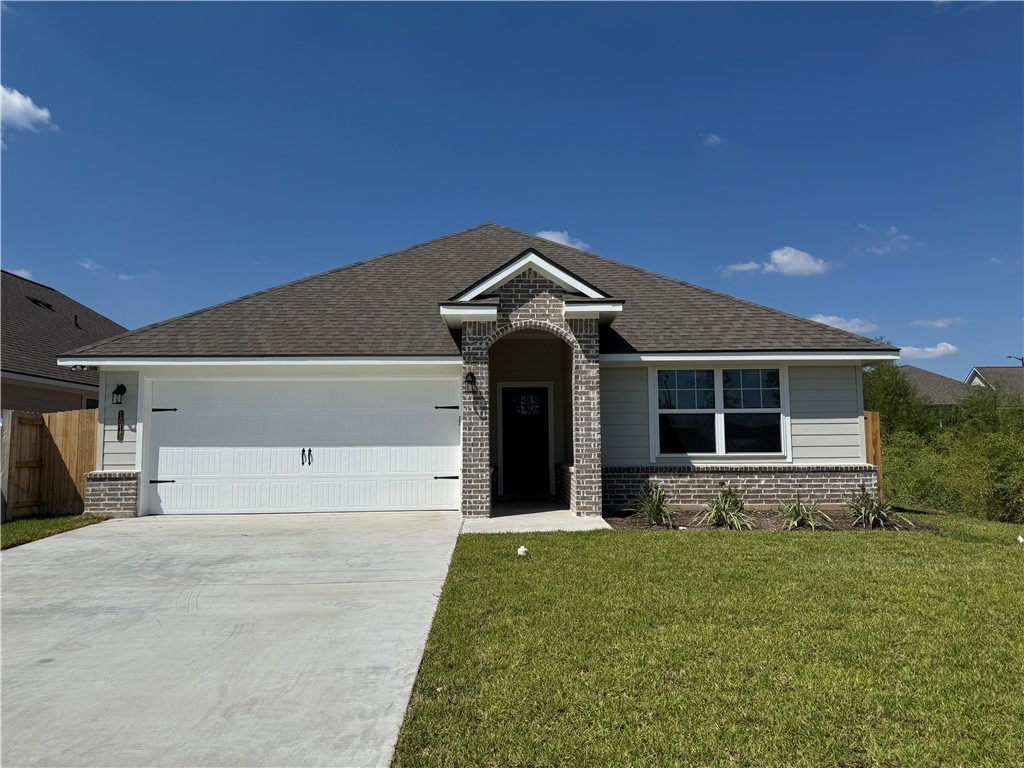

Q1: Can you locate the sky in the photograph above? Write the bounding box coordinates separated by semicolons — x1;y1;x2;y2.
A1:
2;1;1021;378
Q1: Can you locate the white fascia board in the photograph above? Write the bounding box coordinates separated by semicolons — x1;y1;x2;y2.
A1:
438;305;498;329
600;351;900;364
455;250;606;301
564;302;624;321
58;356;464;368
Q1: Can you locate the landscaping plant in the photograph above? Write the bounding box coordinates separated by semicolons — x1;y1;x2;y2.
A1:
780;495;832;531
693;483;752;530
624;480;673;528
847;485;913;530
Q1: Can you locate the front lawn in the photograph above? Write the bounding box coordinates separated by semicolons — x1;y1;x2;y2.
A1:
394;514;1023;767
1;514;104;550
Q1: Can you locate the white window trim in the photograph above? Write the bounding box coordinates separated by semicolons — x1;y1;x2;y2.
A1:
647;365;792;463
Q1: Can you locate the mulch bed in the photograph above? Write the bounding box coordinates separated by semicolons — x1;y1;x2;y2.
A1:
604;508;929;533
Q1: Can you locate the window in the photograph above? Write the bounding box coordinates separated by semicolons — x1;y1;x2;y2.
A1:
656;367;785;456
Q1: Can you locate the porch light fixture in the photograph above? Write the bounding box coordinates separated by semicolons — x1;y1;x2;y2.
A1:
465;371;476;386
111;384;127;405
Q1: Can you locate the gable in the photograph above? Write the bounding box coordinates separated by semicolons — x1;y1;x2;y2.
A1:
452;249;609;301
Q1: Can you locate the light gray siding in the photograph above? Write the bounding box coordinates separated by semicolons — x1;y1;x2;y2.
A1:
600;364;866;465
98;371;139;470
0;381;90;412
788;365;864;463
600;366;649;465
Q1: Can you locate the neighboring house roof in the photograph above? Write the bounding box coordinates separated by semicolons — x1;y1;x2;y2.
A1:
965;366;1024;397
1;271;128;387
64;223;898;359
899;365;972;406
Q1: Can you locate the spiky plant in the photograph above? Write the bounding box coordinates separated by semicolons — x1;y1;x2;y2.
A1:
780;495;832;531
693;484;752;530
624;480;673;528
847;485;913;530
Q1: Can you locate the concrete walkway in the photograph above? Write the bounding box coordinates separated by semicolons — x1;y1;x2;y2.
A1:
1;512;461;768
461;502;611;533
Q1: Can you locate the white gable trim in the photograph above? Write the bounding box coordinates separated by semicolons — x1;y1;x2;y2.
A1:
454;249;606;301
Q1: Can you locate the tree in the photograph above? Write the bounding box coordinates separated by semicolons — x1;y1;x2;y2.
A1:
862;361;937;438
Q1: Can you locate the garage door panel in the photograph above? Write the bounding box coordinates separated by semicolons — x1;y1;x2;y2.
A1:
149;379;460;514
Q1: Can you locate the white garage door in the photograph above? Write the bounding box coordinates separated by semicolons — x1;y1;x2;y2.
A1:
147;379;461;514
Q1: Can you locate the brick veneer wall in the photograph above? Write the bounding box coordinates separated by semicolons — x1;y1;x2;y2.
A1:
603;465;878;511
84;470;141;518
460;268;603;517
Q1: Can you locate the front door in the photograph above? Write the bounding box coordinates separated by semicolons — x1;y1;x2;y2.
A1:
501;386;550;498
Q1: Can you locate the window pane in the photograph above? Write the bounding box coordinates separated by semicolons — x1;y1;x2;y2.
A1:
676;370;695;389
660;414;716;453
742;369;761;388
674;389;695;409
658;390;676;410
724;389;742;409
742;388;762;408
762;369;780;388
658;370;675;392
763;388;781;408
697;389;716;409
695;370;715;389
725;413;782;453
723;369;741;388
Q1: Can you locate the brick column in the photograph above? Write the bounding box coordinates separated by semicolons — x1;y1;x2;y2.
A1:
569;318;603;516
461;320;496;517
84;470;141;518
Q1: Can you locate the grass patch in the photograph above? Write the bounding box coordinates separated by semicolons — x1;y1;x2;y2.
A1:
394;513;1023;767
1;514;104;550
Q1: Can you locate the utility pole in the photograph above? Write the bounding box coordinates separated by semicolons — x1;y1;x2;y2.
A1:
1008;356;1024;366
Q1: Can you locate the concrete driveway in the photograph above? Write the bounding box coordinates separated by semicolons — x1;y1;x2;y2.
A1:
2;512;461;768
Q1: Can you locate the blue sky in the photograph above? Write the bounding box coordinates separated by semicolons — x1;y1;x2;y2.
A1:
2;1;1021;378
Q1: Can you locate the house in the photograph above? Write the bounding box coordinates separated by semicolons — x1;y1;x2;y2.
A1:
899;365;972;407
2;270;128;412
964;366;1024;398
57;223;898;518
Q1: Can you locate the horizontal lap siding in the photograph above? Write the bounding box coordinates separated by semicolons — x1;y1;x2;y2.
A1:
789;366;864;463
600;367;649;465
99;371;139;470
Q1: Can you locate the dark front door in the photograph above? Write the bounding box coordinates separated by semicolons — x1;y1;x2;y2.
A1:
501;386;550;498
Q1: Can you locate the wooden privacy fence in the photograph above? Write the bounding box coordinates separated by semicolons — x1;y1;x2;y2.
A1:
0;408;97;522
864;410;883;498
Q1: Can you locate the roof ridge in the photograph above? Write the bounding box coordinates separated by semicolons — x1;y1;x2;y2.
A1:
491;223;897;352
2;269;59;293
66;222;497;356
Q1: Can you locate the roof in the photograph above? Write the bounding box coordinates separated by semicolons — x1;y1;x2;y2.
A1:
899;365;972;406
1;271;128;387
64;223;898;359
966;366;1024;397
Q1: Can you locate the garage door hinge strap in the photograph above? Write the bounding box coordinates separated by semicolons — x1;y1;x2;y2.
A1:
433;405;460;410
433;475;459;480
149;479;176;484
152;408;178;412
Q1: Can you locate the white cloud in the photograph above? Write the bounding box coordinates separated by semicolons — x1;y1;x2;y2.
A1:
900;342;959;360
699;132;722;147
9;267;33;279
1;86;55;134
76;258;103;272
912;317;964;329
811;315;878;335
534;230;591;251
763;246;829;276
990;257;1002;264
858;223;923;256
719;246;829;278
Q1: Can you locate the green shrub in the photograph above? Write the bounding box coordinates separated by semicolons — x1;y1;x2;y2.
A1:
847;485;913;530
625;480;672;528
779;495;832;531
693;484;752;530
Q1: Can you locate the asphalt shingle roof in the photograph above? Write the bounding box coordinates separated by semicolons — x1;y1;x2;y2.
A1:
970;366;1024;397
66;223;897;359
899;365;972;406
2;271;128;386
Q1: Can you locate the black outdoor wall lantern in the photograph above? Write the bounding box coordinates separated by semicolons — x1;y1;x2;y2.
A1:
111;384;127;405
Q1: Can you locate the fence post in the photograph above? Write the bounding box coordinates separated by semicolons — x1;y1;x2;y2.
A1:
864;410;883;499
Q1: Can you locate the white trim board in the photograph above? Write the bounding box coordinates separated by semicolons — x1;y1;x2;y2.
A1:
602;351;898;364
58;356;464;368
454;250;606;301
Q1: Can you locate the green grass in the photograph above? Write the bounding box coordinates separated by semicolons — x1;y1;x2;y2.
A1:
394;513;1024;767
1;514;104;550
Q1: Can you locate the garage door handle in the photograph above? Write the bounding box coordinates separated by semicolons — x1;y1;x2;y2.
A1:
150;479;176;484
307;448;313;465
434;475;459;480
301;448;306;466
434;405;460;410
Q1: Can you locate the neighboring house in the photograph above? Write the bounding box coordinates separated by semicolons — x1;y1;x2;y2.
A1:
964;366;1024;398
2;270;128;412
899;365;972;407
58;223;898;518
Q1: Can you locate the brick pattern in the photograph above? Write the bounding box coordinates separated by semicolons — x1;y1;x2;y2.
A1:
459;268;603;517
602;465;878;511
84;471;141;518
